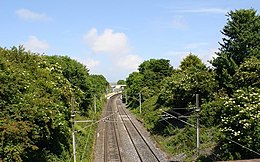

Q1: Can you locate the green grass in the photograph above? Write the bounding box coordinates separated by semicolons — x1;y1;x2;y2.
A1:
128;96;222;162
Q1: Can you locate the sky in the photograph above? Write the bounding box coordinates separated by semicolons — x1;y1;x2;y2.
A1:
1;1;259;82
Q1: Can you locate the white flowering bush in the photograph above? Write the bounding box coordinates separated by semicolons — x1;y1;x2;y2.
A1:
0;47;108;161
220;87;260;159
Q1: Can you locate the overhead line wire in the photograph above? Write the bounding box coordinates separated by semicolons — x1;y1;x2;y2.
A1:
77;111;117;132
160;109;225;161
160;109;195;127
198;119;260;159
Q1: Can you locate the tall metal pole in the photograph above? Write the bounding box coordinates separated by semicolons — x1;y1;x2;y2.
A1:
196;94;200;157
94;94;97;113
71;97;76;162
125;91;128;105
139;92;142;114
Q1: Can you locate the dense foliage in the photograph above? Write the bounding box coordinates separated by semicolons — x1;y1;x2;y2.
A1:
125;59;173;107
211;9;260;94
220;87;260;159
158;54;217;108
117;80;126;85
0;46;108;161
126;9;260;161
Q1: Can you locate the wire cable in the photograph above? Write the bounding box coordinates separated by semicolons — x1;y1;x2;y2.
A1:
227;138;260;156
77;111;117;132
160;109;225;161
198;120;260;160
78;111;96;161
79;126;92;162
160;109;195;127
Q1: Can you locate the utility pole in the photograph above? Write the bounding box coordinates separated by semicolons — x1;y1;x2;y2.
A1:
196;94;200;157
71;97;76;162
71;97;95;162
94;94;97;113
125;91;128;105
139;92;142;114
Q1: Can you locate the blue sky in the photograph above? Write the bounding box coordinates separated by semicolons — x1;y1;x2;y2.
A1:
1;1;259;82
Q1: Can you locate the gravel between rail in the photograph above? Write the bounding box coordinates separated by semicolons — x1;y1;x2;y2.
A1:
93;94;171;162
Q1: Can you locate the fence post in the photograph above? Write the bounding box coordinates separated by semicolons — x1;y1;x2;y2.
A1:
94;94;97;113
125;91;128;105
71;97;76;162
139;92;142;114
196;94;200;158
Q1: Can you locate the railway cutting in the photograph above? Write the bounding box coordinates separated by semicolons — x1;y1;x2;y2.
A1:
93;94;169;162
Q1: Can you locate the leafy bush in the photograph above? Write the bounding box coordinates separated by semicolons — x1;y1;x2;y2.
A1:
219;87;260;160
158;54;217;108
0;46;108;161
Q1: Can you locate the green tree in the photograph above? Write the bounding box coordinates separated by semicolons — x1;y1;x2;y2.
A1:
0;46;108;161
46;55;93;112
158;54;217;108
234;57;260;89
179;53;205;71
126;59;173;106
125;72;143;106
138;59;173;91
117;80;126;85
0;47;73;161
211;9;260;94
90;75;109;94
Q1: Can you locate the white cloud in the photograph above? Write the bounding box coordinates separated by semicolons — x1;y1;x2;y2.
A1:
23;36;49;53
16;8;51;21
176;8;228;14
83;28;130;54
83;28;143;80
115;54;143;71
84;58;100;69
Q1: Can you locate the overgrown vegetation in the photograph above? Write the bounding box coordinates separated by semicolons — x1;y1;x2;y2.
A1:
0;46;108;161
125;9;260;161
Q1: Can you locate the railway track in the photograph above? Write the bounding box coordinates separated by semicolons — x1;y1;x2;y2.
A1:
94;94;164;162
116;97;161;162
104;97;122;162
